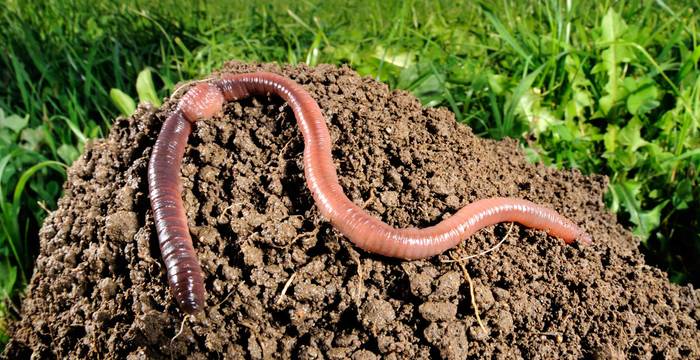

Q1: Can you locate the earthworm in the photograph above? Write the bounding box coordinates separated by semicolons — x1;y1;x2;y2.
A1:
148;72;592;314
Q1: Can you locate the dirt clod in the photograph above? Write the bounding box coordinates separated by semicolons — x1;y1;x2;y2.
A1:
3;62;699;359
418;301;457;322
105;210;139;243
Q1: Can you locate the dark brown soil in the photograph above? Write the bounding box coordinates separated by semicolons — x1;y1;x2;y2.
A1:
3;62;699;359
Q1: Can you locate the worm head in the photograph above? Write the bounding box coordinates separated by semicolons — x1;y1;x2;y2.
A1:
179;83;225;122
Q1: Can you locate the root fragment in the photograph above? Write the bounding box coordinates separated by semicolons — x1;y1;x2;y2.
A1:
276;272;297;305
441;223;515;336
170;314;193;359
442;223;514;263
453;255;487;333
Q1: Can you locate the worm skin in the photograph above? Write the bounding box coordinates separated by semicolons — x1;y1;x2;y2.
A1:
148;72;592;314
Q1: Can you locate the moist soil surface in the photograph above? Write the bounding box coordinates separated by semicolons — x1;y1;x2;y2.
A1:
4;62;699;359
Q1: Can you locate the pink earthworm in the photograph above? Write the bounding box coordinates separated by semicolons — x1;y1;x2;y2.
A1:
148;72;592;314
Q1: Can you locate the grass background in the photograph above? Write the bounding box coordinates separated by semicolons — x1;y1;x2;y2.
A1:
0;0;698;348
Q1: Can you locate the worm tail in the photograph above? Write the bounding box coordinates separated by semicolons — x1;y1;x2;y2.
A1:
148;111;205;314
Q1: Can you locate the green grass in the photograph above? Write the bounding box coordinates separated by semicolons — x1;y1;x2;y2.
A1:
0;0;698;349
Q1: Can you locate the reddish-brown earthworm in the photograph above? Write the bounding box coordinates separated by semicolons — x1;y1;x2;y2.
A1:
148;72;592;314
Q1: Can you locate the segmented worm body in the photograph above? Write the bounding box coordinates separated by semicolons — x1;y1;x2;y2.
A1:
148;72;592;314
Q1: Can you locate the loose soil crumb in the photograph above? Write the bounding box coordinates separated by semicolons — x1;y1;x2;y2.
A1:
3;62;699;359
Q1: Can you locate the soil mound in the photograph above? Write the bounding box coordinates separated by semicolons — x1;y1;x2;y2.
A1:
4;62;699;359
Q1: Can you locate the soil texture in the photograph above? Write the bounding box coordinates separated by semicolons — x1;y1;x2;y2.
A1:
4;62;699;359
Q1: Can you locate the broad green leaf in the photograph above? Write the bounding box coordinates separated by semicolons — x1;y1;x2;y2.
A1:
645;142;675;173
553;123;574;142
627;88;660;115
565;90;593;121
564;55;594;120
624;78;660;115
603;124;620;154
599;93;615;115
487;74;507;95
19;127;45;151
396;65;419;91
599;47;632;114
600;8;627;44
608;181;667;241
505;65;546;136
672;179;693;210
0;129;12;147
57;144;79;164
608;180;635;213
413;73;445;105
0;262;16;298
136;68;161;107
601;42;634;64
618;117;648;152
305;32;322;67
372;46;415;69
0;109;29;134
522;147;543;164
110;88;136;116
632;201;667;241
597;9;634;115
614;149;640;170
